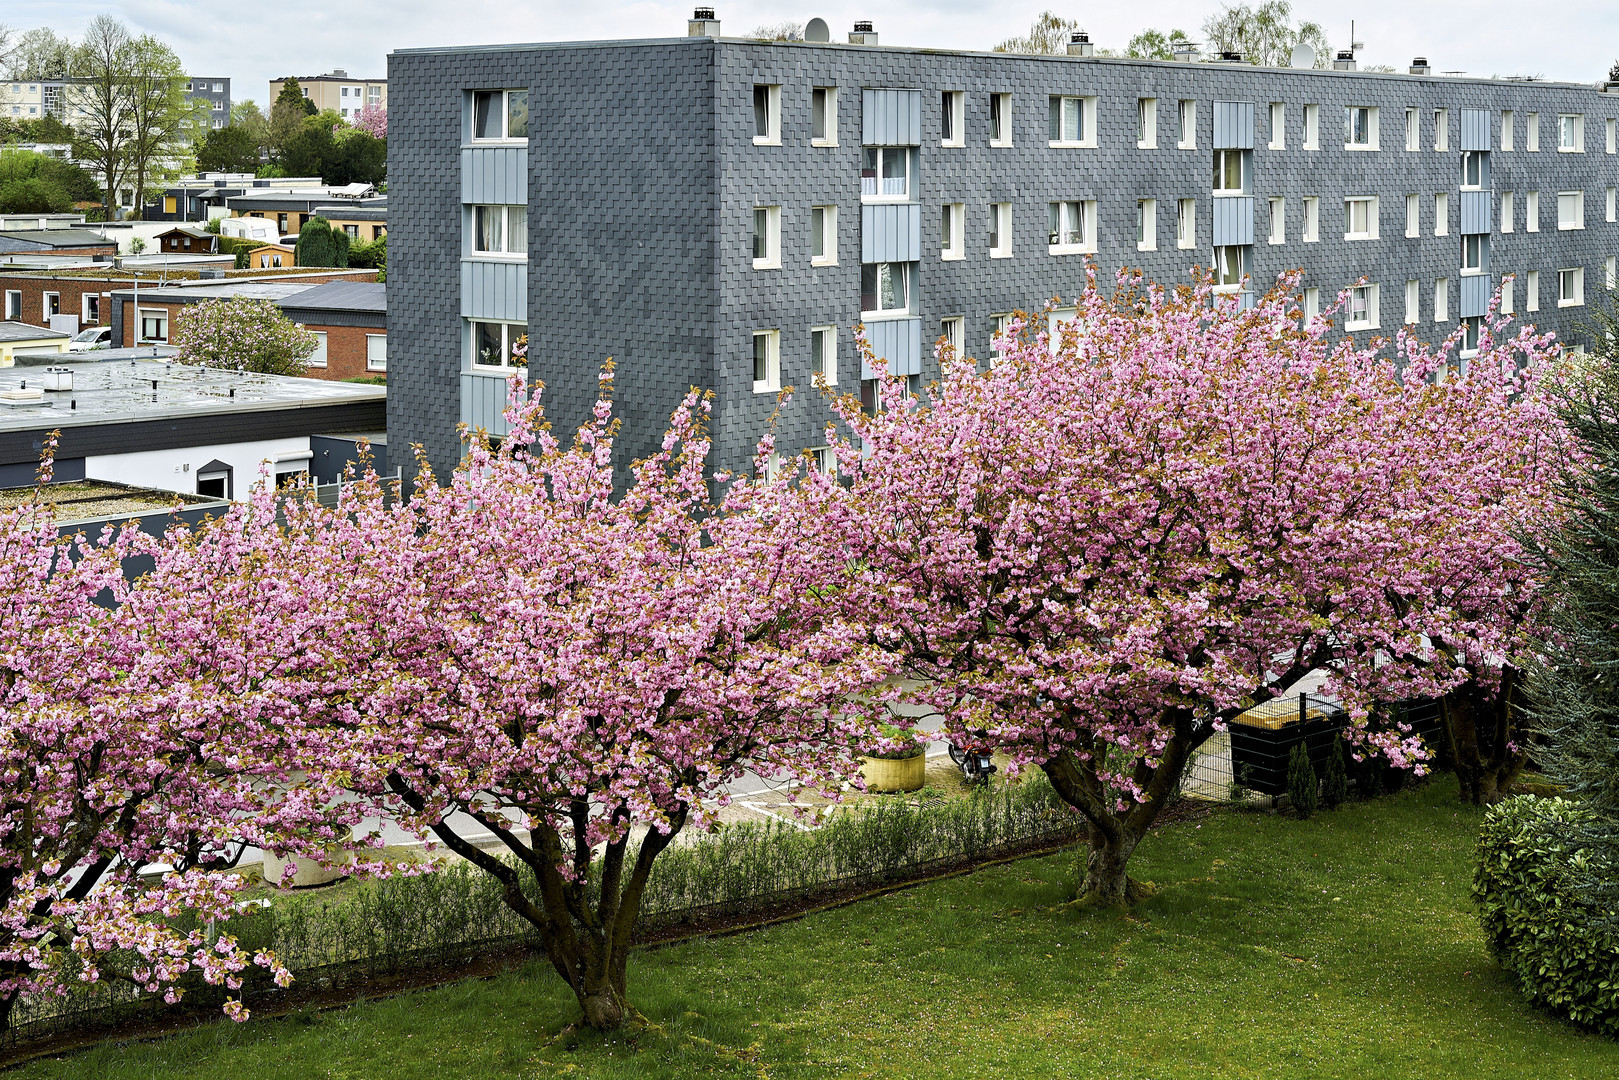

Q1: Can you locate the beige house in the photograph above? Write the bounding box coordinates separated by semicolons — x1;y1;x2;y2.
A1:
247;243;297;269
0;322;70;367
271;70;386;121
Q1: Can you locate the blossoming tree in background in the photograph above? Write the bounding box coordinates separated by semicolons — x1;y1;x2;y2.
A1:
802;271;1568;905
171;297;317;377
352;103;386;139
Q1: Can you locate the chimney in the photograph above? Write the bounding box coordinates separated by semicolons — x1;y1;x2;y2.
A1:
1604;61;1619;93
848;20;878;46
687;7;721;36
1218;50;1243;63
1173;42;1201;63
1409;57;1431;75
1333;50;1357;71
330;69;347;78
1066;31;1094;57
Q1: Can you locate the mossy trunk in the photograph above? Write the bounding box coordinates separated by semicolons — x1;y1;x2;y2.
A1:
1440;669;1529;806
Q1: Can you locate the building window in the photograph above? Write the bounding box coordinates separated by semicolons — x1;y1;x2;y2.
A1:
1138;98;1157;148
941;91;963;147
939;316;964;360
1435;192;1450;237
1405;279;1420;324
861;147;911;200
1557;190;1585;231
1461;151;1485;189
990;312;1013;364
1213;245;1248;292
811;326;837;384
1345;284;1379;330
1434;108;1449;152
1501;191;1515;233
1434;278;1450;322
941;203;964;260
342;224;359;240
1559;114;1583;152
751;330;781;392
810;205;837;266
4;290;20;320
470;320;528;370
752;206;781;269
1048;96;1093;146
1405;107;1420;151
989;202;1012;257
861;262;913;315
1302;103;1319;150
812;86;837;146
1178;99;1197;149
1268;196;1284;244
1559;267;1585;307
1302;196;1319;242
1607;186;1618;222
472;205;527;256
43;291;59;316
1213;149;1245;193
1462;233;1486;274
472;89;528;141
1526;112;1539;152
138;308;169;343
1304;286;1320;322
83;294;101;323
306;330;328;367
1607;257;1617;290
989;93;1012;146
1501;275;1515;315
1344;106;1377;149
1269;102;1284;150
1048;200;1095;253
808;446;837;476
752;84;780;145
1461;316;1482;358
1501;110;1514;151
1139;198;1157;251
1405;194;1420;237
1344;196;1378;240
369;86;381;103
1177;198;1195;248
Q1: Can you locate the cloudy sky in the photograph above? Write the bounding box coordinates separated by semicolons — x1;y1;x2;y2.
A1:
5;1;1616;107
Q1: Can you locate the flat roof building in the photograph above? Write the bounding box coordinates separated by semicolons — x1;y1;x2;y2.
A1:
386;21;1619;479
272;70;386;121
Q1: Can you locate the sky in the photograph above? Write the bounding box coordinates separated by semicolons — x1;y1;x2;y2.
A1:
4;1;1616;108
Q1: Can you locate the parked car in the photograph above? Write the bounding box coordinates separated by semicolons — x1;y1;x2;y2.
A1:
66;326;112;352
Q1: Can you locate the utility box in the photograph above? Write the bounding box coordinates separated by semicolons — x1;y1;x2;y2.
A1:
48;314;81;336
41;367;74;392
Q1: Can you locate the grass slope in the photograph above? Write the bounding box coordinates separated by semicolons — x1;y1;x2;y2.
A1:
21;783;1619;1079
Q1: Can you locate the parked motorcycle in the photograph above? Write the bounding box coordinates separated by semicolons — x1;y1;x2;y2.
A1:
947;739;997;785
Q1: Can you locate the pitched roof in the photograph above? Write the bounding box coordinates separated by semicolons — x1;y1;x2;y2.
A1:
277;280;386;314
0;322;70;342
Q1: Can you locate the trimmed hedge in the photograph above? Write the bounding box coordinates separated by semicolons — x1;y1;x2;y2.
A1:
1474;796;1619;1035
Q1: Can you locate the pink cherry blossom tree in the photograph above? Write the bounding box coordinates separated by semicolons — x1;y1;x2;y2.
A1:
799;270;1568;905
272;375;886;1030
352;103;386;139
171;297;317;377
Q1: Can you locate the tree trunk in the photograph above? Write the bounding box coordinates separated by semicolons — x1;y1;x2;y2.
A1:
1439;669;1529;806
1080;821;1145;906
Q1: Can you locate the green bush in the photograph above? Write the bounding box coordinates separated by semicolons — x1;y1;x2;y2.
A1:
1322;734;1348;810
214;234;265;269
1288;742;1318;818
1474;796;1619;1035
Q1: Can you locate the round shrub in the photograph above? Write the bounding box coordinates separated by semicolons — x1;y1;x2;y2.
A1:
1474;796;1619;1035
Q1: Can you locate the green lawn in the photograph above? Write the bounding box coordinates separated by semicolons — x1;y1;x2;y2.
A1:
21;783;1619;1079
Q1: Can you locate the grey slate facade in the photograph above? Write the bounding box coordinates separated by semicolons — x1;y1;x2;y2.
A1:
388;36;1619;481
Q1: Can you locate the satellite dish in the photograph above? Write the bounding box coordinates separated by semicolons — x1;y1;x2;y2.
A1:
1289;43;1316;69
805;17;830;42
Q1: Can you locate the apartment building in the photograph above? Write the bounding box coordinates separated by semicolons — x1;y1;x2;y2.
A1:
387;18;1619;480
185;77;232;130
273;70;387;120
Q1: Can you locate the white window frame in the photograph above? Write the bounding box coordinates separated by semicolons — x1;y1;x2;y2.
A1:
941;203;965;260
1405;194;1420;238
1304;286;1320;322
1609;186;1617;223
1501;275;1515;315
1460;315;1483;360
1345;283;1380;330
940;316;963;360
365;333;387;372
1302;103;1319;150
82;293;102;324
1435;192;1450;237
1344;196;1378;241
1461;150;1486;191
1302;196;1319;242
941;90;964;147
306;330;328;368
1213;149;1245;195
1526;190;1540;233
1609;118;1617;154
1178;99;1197;149
810;205;837;266
1558;267;1585;308
1269;102;1285;150
752;84;781;145
808;446;837;476
810;325;837;385
1268;196;1285;245
752;205;781;269
990;313;1013;364
861;261;914;318
470;319;528;371
1404;279;1420;325
1558;114;1584;153
1405;107;1420;151
43;291;59;317
1501;191;1514;233
2;290;18;320
1047;200;1096;254
1344;105;1379;150
1462;233;1486;276
470;204;527;258
470;89;528;143
752;329;781;392
1047;95;1096;148
1434;278;1450;323
989;202;1012;258
1212;245;1247;293
1177;198;1196;249
1526;112;1539;152
1557;190;1584;231
861;146;912;202
1047;307;1082;354
137;307;169;343
1501;110;1514;151
1526;270;1540;312
1138;97;1158;149
1434;108;1449;152
1138;198;1158;251
1608;257;1617;291
989;93;1012;147
812;86;838;147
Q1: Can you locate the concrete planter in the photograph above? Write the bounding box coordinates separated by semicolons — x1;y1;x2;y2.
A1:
859;753;926;793
262;849;351;889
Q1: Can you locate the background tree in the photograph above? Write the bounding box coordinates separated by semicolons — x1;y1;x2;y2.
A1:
1125;28;1194;59
1;26;73;79
195;123;262;173
995;10;1081;54
70;15;135;213
121;34;196;214
280;112;338;178
171;297;317;376
330;127;386;185
293;215;346;268
267;79;316;163
747;21;804;41
0;150;98;212
351;102;386;139
1201;1;1331;66
804;273;1567;906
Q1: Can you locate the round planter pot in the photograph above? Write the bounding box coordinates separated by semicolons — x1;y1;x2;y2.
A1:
262;849;351;889
859;753;926;793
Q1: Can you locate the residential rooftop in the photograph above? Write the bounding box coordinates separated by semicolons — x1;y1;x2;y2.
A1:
279;280;386;314
0;322;68;342
0;479;226;525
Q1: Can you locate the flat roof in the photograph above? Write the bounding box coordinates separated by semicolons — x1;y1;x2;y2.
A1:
0;480;226;525
0;359;386;437
110;282;316;304
0;229;116;248
279;280;385;313
0;322;69;342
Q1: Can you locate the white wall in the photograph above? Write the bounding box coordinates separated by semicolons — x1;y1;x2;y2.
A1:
85;437;312;497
